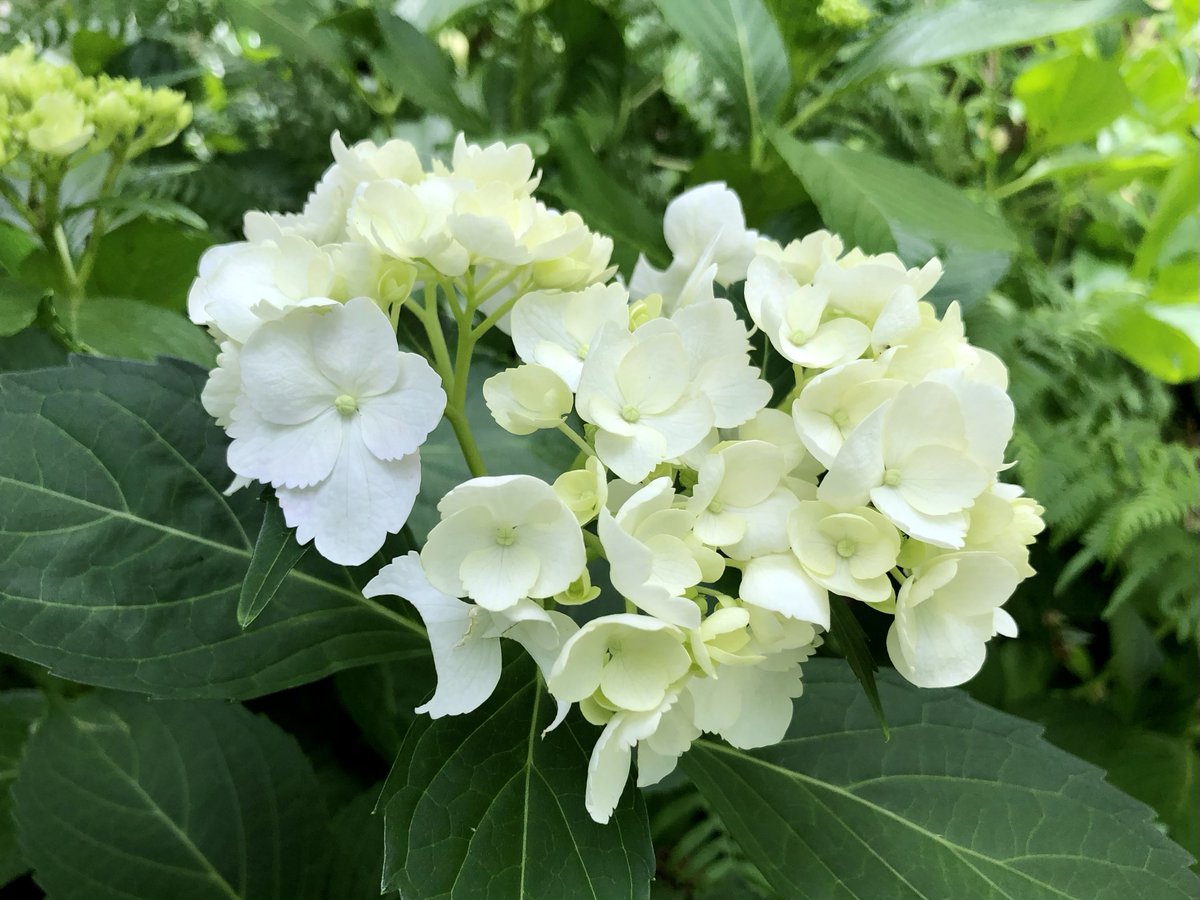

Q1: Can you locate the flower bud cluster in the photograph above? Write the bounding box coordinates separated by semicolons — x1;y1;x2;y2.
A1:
0;45;191;165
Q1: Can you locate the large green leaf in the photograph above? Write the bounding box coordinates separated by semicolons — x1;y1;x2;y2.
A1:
374;12;486;132
0;356;424;698
773;133;1018;309
60;295;218;367
90;219;212;310
834;0;1149;91
327;786;392;898
0;690;45;888
1014;53;1132;149
682;659;1199;899
12;692;328;900
379;654;655;899
651;0;790;132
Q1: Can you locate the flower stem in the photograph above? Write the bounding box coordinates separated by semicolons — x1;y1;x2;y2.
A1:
556;421;595;457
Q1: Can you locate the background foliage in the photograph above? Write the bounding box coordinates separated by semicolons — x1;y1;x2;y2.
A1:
0;0;1196;897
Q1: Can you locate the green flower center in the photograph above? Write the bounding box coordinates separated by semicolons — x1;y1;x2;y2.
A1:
835;538;856;559
621;405;641;423
334;394;359;415
494;525;517;547
883;467;902;487
576;342;589;359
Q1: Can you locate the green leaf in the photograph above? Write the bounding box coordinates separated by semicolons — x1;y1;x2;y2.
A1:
834;0;1149;91
0;690;45;887
682;658;1199;899
68;194;208;232
650;0;790;131
238;498;310;628
0;357;425;698
374;12;486;132
0;328;67;372
1100;298;1199;384
90;219;213;311
827;598;888;738
221;0;348;70
0;222;37;276
58;295;217;367
1015;696;1199;859
0;278;43;337
12;692;328;900
380;654;655;899
70;29;125;75
327;786;392;899
1014;53;1132;148
1134;146;1199;278
543;117;670;274
334;654;436;758
409;348;578;539
773;133;1018;310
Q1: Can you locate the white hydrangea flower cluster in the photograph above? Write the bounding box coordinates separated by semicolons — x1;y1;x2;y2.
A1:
193;135;1042;825
188;132;614;565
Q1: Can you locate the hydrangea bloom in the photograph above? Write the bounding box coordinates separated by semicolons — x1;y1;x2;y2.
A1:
190;136;1042;827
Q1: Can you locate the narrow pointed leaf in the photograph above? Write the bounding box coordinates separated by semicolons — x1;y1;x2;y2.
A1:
650;0;790;131
12;692;328;900
682;659;1199;899
834;0;1150;91
827;596;889;739
380;654;655;899
0;357;424;698
239;498;310;628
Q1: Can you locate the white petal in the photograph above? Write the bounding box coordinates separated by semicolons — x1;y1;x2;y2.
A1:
459;543;540;611
586;716;636;824
227;405;343;489
740;554;831;629
898;445;988;516
239;311;338;425
363;553;500;717
818;402;886;509
871;486;968;549
311;297;401;396
358;354;447;460
278;427;421;565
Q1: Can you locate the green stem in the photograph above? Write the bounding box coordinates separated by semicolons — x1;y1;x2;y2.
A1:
556;421;595;457
74;149;126;289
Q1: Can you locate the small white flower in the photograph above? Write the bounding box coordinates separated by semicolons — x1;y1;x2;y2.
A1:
631;183;759;308
548;613;693;713
553;457;609;525
364;552;577;722
688;648;812;749
884;301;1009;389
583;689;698;824
818;377;1012;547
483;364;573;435
598;478;720;628
510;283;631;390
647;298;772;429
787;501;901;605
449;133;539;194
791;357;902;469
745;255;870;369
887;552;1020;688
421;474;586;611
187;237;338;343
575;323;714;483
347;177;469;276
200;340;241;428
687;441;789;551
226;298;445;565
